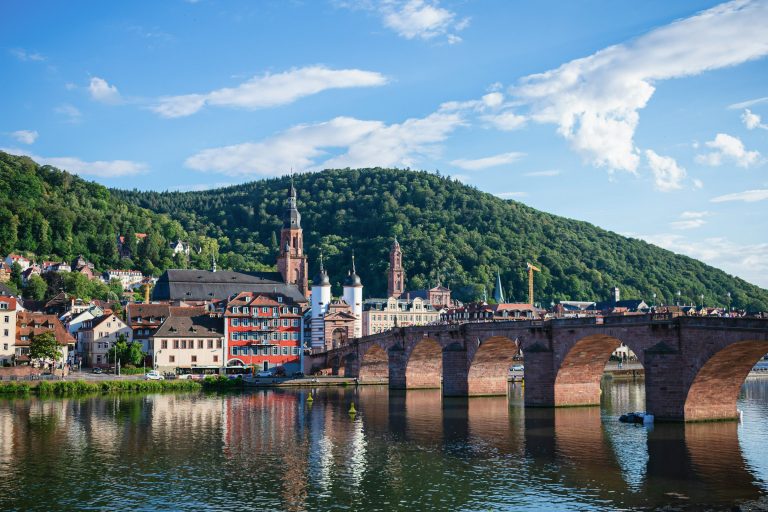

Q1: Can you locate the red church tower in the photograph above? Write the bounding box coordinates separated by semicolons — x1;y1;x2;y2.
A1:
387;238;405;298
277;182;309;297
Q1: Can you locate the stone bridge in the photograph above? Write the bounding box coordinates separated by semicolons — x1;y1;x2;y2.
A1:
306;314;768;422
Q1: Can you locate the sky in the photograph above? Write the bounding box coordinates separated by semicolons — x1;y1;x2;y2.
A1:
1;0;767;288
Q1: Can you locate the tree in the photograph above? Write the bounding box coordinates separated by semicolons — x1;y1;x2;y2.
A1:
10;262;22;291
126;341;145;366
29;331;62;364
106;334;144;367
24;274;47;301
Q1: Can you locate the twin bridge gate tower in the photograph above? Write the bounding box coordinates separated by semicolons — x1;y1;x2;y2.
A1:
307;314;768;422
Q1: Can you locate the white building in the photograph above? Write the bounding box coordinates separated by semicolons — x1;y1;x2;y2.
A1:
152;315;225;374
78;313;133;367
5;254;30;271
103;269;144;290
0;296;17;365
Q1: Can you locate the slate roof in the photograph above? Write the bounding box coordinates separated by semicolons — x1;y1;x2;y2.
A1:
152;269;307;303
154;314;224;338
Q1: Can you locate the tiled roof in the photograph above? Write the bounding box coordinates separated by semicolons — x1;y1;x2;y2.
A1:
16;311;74;346
154;315;224;338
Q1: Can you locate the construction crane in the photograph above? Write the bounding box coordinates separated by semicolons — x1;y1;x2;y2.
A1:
526;263;541;305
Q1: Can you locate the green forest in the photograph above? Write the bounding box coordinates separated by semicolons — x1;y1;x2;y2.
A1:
2;151;766;311
115;167;768;311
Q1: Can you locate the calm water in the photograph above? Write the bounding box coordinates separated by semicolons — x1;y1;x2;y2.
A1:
1;378;768;511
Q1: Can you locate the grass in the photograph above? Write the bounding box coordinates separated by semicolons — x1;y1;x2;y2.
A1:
0;376;243;397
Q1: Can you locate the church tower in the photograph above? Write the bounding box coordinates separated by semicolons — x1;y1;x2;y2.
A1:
277;181;309;297
387;238;405;298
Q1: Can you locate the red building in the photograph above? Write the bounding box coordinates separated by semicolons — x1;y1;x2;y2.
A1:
224;291;305;374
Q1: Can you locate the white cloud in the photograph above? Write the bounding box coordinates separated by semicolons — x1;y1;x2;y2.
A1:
524;170;560;177
670;212;710;230
508;0;768;174
9;48;45;62
88;77;121;104
450;151;524;171
693;178;704;189
0;148;147;178
152;66;387;118
185;110;463;176
711;189;768;203
742;108;768;130
380;0;467;42
645;150;686;191
54;104;82;123
632;232;768;288
10;130;38;145
496;191;528;199
696;133;760;167
481;110;527;131
729;96;768;109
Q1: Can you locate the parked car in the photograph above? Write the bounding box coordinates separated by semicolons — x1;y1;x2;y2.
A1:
256;371;273;378
511;365;524;372
91;367;103;374
176;374;192;380
145;371;165;381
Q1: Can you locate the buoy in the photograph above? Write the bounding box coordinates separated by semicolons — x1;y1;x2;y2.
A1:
349;403;357;414
306;393;313;402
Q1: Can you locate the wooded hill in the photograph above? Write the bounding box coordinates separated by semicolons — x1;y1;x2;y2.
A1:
113;167;768;311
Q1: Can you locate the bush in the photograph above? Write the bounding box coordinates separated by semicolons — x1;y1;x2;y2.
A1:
0;382;31;395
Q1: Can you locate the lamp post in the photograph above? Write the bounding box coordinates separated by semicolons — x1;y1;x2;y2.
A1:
727;292;732;316
700;294;705;311
676;290;681;306
652;293;657;309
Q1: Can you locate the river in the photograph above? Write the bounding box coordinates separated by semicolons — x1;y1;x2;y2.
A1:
1;378;767;511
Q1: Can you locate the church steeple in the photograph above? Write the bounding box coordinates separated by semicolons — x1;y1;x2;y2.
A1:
388;238;405;298
277;178;308;297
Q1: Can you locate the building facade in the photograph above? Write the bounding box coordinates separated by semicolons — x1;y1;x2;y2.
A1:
104;269;144;290
224;291;304;374
362;296;439;335
78;313;133;367
0;296;17;365
152;315;225;374
15;311;73;366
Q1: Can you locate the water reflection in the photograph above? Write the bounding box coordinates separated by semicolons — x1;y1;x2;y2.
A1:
0;380;766;511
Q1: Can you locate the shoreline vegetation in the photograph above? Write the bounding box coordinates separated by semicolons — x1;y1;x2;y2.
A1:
0;375;243;397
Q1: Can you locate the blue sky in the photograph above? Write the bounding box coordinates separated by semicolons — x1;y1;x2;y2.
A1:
1;0;767;288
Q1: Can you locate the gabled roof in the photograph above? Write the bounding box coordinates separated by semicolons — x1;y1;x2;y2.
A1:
154;314;224;338
16;311;74;346
153;269;307;303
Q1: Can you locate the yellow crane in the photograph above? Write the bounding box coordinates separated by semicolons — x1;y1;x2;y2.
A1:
526;263;540;305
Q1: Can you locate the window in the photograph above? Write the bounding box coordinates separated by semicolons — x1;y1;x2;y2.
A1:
231;347;238;355
169;355;175;363
197;340;203;349
282;346;288;355
282;319;289;327
207;339;213;349
272;346;279;355
272;307;278;316
243;307;249;315
191;355;197;363
242;318;249;327
282;333;288;340
216;340;222;349
232;319;239;327
232;333;239;341
213;355;219;363
161;340;168;349
293;319;300;327
232;307;239;314
3;316;7;323
292;347;299;355
0;303;6;310
277;296;283;303
181;340;187;349
174;340;179;349
272;333;278;340
2;329;6;337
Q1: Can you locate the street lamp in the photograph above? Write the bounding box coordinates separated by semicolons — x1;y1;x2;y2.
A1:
676;290;681;306
727;292;732;316
652;293;657;308
700;294;705;310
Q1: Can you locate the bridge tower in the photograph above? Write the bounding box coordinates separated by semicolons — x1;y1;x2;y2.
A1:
343;255;363;339
310;255;331;350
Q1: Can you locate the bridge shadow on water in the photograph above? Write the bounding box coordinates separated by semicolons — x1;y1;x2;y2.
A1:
347;381;767;510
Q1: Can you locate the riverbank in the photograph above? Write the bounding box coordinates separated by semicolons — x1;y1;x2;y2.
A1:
0;375;243;396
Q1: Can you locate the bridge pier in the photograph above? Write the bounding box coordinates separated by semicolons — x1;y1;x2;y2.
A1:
344;353;360;379
388;346;407;389
523;346;556;407
442;343;468;396
643;344;686;421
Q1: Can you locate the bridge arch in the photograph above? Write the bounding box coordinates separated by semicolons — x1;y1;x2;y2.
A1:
358;344;389;383
404;338;442;389
554;334;637;407
683;340;767;421
467;336;519;396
